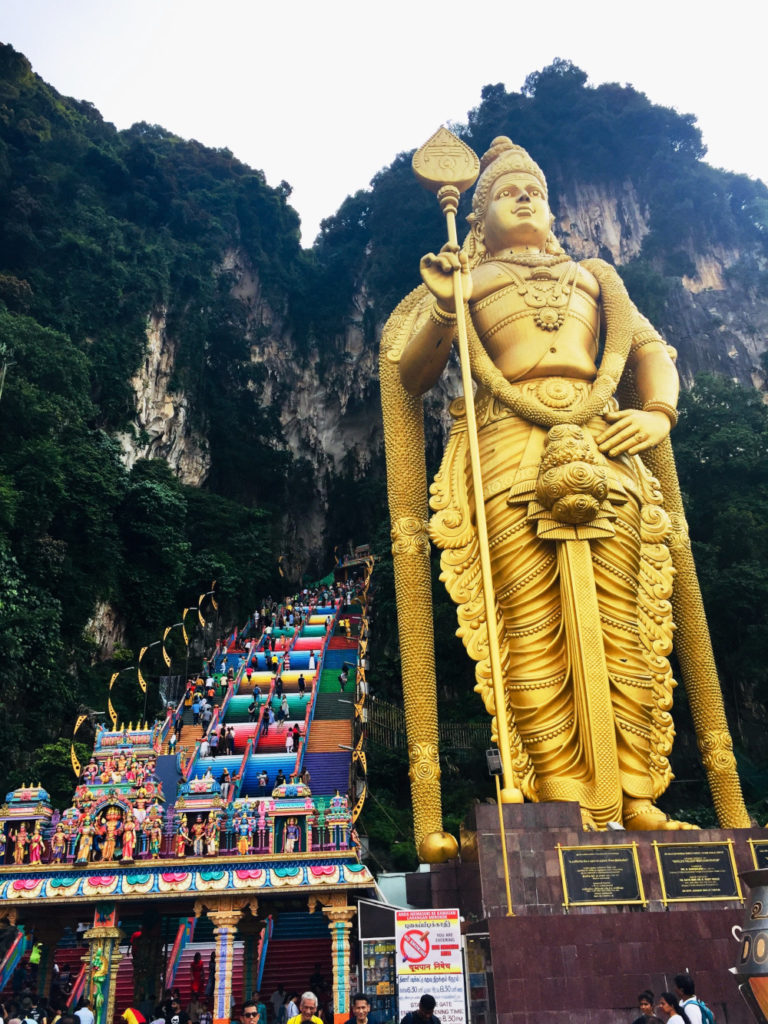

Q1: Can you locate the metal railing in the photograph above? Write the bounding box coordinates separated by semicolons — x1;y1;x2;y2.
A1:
366;698;491;750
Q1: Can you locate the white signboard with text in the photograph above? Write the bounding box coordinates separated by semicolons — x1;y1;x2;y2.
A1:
395;909;466;1024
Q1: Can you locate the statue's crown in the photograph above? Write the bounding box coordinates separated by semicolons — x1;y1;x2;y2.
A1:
472;136;548;216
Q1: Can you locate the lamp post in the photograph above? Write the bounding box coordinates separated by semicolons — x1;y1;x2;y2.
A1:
486;748;514;916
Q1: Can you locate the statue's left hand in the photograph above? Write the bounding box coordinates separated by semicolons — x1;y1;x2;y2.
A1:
596;408;670;456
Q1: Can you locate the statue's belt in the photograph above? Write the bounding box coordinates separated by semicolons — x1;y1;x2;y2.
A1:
447;378;639;508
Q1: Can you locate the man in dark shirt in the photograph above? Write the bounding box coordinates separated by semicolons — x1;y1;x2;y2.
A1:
345;994;370;1024
165;999;189;1024
400;995;439;1024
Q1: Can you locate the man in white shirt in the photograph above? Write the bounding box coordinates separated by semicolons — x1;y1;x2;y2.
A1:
75;1002;94;1024
674;974;704;1024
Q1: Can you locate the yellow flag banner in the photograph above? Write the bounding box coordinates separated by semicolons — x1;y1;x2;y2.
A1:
210;581;218;611
70;713;89;777
137;645;149;693
108;671;119;691
351;784;366;824
108;695;118;728
182;608;190;646
197;594;205;628
162;627;172;667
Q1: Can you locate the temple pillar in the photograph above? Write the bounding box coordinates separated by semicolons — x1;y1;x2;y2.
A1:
32;919;65;1000
195;896;258;1024
315;895;355;1024
237;912;265;1003
83;903;124;1024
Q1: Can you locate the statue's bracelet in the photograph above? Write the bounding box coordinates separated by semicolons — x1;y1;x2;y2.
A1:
429;303;457;328
642;400;678;428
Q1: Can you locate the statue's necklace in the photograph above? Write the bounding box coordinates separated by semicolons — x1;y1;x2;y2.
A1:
490;251;571;268
490;255;578;332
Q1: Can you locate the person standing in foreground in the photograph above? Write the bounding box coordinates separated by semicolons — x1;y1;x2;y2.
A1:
674;974;712;1024
241;998;267;1024
345;994;370;1024
286;995;321;1024
657;994;690;1024
632;991;663;1024
399;995;439;1024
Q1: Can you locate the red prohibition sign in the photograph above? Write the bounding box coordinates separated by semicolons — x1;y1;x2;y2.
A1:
400;929;430;962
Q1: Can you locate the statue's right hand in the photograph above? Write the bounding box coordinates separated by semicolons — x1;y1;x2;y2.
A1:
419;243;472;310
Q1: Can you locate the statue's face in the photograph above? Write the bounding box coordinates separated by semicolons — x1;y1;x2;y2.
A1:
480;171;550;253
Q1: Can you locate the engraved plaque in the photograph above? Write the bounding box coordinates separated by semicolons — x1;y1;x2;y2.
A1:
654;841;742;905
558;843;645;908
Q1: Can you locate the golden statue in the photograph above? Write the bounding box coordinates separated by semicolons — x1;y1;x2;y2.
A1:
380;132;749;855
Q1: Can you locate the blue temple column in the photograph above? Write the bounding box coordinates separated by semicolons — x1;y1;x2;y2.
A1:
195;896;258;1024
318;896;355;1024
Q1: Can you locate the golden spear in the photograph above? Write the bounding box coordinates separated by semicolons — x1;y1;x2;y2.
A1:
412;127;523;804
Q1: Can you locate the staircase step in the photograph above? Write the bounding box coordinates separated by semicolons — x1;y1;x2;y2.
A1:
306;721;352;753
302;753;351;795
313;694;355;721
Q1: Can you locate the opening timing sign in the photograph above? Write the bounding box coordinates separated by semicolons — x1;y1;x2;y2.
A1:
395;909;466;1024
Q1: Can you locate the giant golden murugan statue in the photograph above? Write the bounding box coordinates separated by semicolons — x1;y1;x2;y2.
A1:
380;132;749;858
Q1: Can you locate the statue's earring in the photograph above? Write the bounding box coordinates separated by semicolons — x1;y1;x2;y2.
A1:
471;223;487;260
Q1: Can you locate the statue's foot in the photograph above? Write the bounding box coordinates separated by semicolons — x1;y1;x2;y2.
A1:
622;798;697;830
580;808;599;831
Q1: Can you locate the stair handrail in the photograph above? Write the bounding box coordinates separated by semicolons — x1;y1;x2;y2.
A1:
66;961;88;1011
255;915;273;993
0;926;26;993
231;736;253;804
253;682;276;752
297;602;341;774
182;737;202;781
164;916;196;991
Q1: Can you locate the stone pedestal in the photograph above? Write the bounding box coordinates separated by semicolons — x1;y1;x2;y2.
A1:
426;802;763;1024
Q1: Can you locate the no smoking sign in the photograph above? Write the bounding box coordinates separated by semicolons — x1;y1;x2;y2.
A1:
400;928;430;962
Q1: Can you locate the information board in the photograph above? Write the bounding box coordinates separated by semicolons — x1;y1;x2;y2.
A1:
653;840;743;905
557;843;645;908
749;840;768;870
395;909;465;1024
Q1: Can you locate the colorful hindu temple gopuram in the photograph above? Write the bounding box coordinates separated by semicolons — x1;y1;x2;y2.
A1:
0;558;374;1024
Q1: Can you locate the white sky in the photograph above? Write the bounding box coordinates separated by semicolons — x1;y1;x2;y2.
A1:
1;0;766;245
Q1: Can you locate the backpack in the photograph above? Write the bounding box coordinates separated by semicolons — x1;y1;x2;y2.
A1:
684;998;715;1024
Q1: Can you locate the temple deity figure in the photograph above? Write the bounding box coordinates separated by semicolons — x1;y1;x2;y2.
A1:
98;807;123;860
282;817;300;854
50;823;67;863
205;814;220;856
121;813;137;862
28;822;45;865
11;823;29;864
191;815;206;857
75;819;95;864
147;820;163;858
381;134;749;843
176;815;191;858
235;812;251;855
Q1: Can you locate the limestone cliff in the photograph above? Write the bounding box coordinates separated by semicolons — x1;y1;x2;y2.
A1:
116;310;210;486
